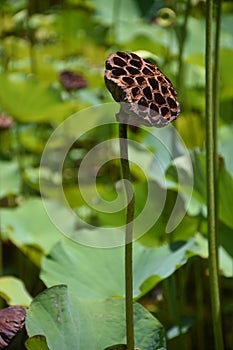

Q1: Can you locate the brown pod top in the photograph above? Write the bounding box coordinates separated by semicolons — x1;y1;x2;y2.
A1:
0;114;13;130
104;51;180;127
0;305;26;348
59;70;88;91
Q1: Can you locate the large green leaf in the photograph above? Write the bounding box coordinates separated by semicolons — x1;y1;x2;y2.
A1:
41;237;196;300
1;198;76;263
0;74;80;123
0;160;21;198
26;285;166;350
0;276;32;306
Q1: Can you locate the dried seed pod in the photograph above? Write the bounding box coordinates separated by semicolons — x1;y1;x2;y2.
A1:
0;305;26;349
104;51;180;127
59;70;88;91
0;114;13;130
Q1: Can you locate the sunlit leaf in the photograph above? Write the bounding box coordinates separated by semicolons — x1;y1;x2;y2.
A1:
0;276;32;306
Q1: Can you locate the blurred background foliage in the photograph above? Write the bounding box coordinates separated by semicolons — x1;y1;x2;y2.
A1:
0;0;233;349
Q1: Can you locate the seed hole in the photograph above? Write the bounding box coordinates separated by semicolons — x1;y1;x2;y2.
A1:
135;76;145;85
161;107;169;117
113;57;127;67
132;86;140;97
117;52;130;59
154;93;165;105
130;59;142;68
150;102;159;113
161;86;168;94
142;67;154;76
138;97;148;107
112;68;126;76
148;78;159;90
149;103;160;118
122;76;134;85
143;86;152;100
126;66;140;75
167;96;177;108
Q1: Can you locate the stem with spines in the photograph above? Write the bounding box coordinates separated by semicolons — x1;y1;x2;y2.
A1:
119;122;135;350
205;1;224;348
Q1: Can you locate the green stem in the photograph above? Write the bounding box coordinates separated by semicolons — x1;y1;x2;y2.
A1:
205;1;224;349
119;122;135;350
213;0;222;210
